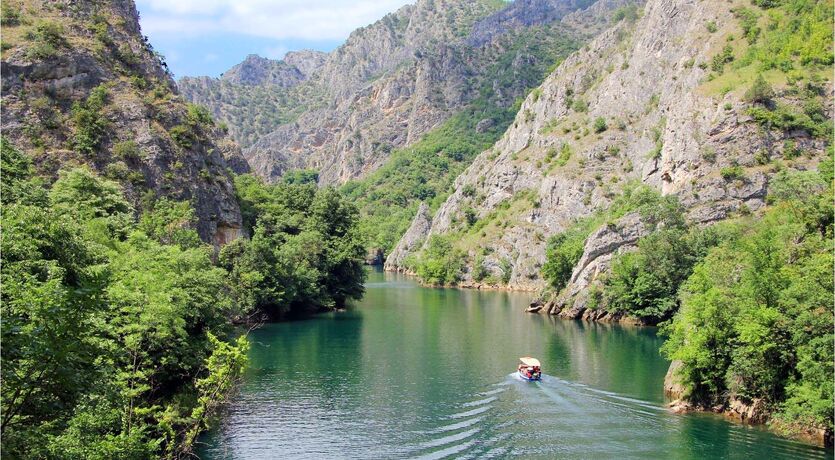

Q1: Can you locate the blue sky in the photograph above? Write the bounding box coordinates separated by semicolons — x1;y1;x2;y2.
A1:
135;0;413;78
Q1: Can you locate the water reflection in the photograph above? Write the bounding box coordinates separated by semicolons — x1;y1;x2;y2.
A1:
198;270;831;459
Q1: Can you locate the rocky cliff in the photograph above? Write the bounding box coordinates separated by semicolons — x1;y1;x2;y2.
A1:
388;0;830;295
181;0;622;185
178;50;327;149
1;0;244;245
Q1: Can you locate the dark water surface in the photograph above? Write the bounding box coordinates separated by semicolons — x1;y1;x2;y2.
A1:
198;270;830;459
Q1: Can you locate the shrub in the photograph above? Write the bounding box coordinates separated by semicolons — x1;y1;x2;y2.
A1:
71;85;109;155
412;235;465;286
720;165;745;180
169;125;194;150
604;226;722;323
612;5;639;22
744;74;775;104
593;117;608;133
706;21;718;33
500;258;513;284
554;143;572;166
113;140;144;161
26;20;66;59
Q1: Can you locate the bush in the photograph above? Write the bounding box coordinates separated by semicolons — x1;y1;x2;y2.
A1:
26;20;66;59
604;226;724;323
500;258;513;284
612;5;639;22
720;165;745;180
169;124;195;149
571;98;588;112
282;169;319;185
744;74;775;104
554;143;572;166
411;235;465;286
113;140;144;161
1;158;250;458
593;117;608;133
542;224;591;292
72;85;109;155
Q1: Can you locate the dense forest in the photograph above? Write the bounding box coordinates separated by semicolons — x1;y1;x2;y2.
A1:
1;0;832;454
0;140;365;458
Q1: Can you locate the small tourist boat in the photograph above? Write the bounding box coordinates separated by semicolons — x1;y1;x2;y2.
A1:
517;357;541;381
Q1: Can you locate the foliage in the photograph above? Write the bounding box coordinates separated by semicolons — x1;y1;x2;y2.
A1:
612;5;640;22
662;168;833;433
734;0;832;71
542;184;684;293
0;138;47;206
542;221;595;292
744;74;775;103
593;117;608;133
0;156;250;458
25;20;66;60
223;174;366;319
720;165;745;180
603;225;726;323
72;85;109;155
282;169;319;185
138;197;203;249
409;235;466;285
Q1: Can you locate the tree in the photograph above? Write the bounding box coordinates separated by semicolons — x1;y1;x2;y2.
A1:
744;74;775;105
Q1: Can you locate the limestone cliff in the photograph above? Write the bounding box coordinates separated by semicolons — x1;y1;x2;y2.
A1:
0;0;244;245
388;0;830;294
181;0;618;185
177;51;327;148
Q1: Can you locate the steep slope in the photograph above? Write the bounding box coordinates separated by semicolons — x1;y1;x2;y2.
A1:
389;0;831;290
1;0;244;245
182;0;621;186
336;0;637;255
178;51;327;148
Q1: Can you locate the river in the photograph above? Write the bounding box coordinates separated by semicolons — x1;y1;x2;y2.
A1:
198;269;831;459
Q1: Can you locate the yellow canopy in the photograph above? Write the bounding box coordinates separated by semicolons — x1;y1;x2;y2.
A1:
519;357;540;367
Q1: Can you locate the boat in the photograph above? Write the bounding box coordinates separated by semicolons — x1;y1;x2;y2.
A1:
517;357;541;381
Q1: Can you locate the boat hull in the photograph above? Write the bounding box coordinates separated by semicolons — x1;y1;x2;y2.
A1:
518;370;541;381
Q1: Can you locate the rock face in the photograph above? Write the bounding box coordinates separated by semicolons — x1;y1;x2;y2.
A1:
388;0;830;290
1;0;243;245
219;52;323;87
468;0;596;45
181;0;621;185
177;50;326;149
384;202;432;272
545;213;648;317
664;360;687;400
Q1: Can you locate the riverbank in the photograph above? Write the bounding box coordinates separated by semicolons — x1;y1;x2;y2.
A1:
200;270;830;459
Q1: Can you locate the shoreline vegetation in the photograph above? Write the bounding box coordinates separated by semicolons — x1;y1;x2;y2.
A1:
1;140;367;458
398;162;834;447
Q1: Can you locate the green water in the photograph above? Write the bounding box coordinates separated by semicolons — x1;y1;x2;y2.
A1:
198;270;830;459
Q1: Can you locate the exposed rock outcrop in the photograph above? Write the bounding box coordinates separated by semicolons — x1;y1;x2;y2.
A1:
384;202;433;272
468;0;596;45
664;360;687;401
181;0;625;185
546;213;648;316
388;0;829;290
1;0;243;245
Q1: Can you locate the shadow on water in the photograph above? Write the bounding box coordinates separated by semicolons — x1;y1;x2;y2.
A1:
198;270;832;459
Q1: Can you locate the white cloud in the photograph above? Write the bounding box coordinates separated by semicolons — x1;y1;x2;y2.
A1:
263;45;289;59
137;0;414;41
204;53;219;62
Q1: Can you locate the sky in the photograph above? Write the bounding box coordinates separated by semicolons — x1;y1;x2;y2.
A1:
135;0;414;79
